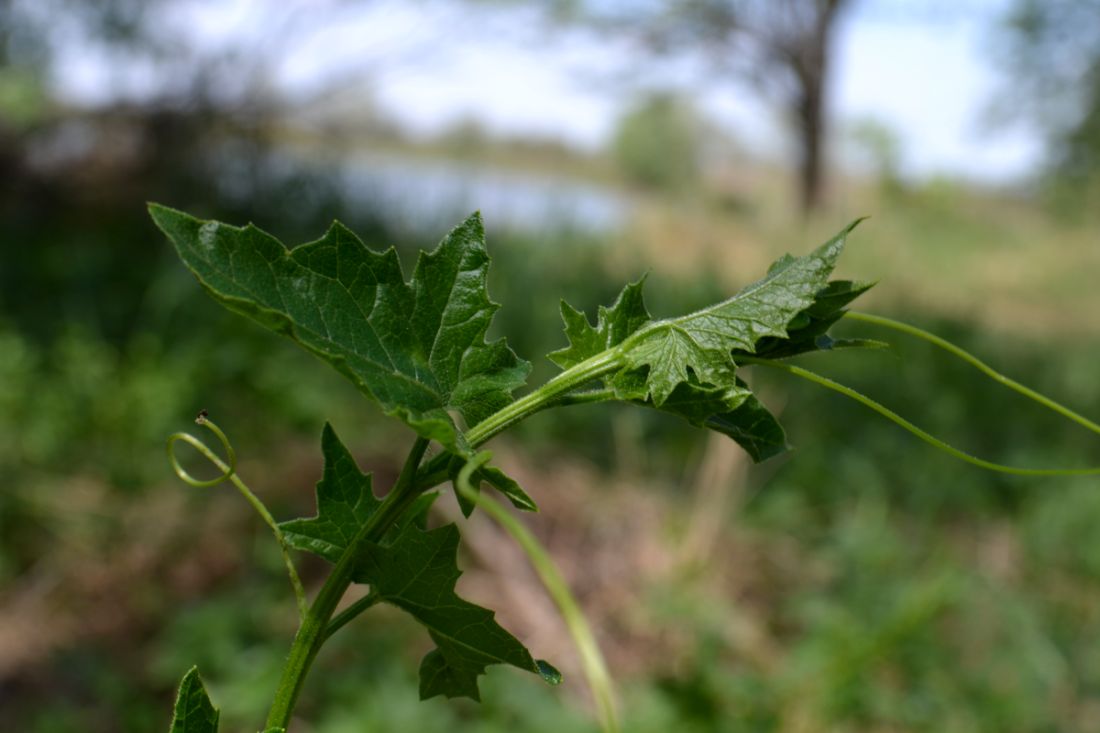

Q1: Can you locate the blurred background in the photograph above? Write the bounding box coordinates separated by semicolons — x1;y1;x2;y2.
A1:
3;0;1100;730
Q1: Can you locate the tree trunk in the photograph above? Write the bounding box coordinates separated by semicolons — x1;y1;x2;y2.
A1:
792;0;843;216
796;74;824;214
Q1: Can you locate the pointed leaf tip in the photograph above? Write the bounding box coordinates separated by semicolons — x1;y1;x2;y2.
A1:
279;424;380;563
536;659;563;686
449;456;539;517
547;223;870;460
168;666;219;733
356;521;547;701
549;276;652;370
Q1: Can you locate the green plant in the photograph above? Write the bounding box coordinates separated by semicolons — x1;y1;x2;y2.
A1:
149;205;1100;732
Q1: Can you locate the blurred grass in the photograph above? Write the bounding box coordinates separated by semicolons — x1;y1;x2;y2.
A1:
3;145;1100;732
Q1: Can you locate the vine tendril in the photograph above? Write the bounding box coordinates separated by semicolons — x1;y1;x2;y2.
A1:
456;453;620;733
741;357;1100;477
844;310;1100;438
167;410;237;487
167;412;309;619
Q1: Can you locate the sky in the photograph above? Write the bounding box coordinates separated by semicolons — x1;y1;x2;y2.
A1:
351;0;1039;181
56;0;1041;182
832;1;1040;180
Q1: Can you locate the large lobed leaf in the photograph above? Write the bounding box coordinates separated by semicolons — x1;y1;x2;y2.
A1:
550;221;870;461
149;205;529;453
280;424;555;700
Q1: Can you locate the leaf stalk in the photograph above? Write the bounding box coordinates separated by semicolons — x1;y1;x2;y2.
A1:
466;350;625;446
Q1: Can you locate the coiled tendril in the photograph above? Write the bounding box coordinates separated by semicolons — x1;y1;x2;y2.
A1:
168;411;308;619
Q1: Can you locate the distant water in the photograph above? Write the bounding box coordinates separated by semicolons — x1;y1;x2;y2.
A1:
339;152;630;236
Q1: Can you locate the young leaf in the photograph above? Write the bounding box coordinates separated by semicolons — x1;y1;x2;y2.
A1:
549;222;866;460
280;423;442;563
149;205;528;453
549;277;650;370
277;425;551;700
744;279;878;360
278;423;382;563
447;457;538;518
168;667;219;733
354;521;558;701
617;221;859;405
613;371;788;461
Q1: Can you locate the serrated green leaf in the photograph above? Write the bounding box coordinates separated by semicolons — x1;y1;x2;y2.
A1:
277;426;546;700
745;279;876;360
548;277;650;370
619;221;860;405
609;368;752;417
168;667;219;733
279;423;382;563
614;371;787;462
279;424;441;563
149;205;529;452
354;521;551;701
550;223;867;460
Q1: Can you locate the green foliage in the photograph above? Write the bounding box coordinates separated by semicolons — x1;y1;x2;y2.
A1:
581;219;856;405
151;204;875;730
548;220;870;460
279;424;387;564
149;205;1099;732
355;521;560;701
280;423;554;700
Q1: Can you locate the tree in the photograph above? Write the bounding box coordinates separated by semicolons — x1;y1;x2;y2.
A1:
996;0;1100;190
558;0;851;214
613;92;703;191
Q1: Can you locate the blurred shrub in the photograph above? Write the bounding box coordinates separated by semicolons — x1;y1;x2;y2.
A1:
613;92;702;192
847;117;905;196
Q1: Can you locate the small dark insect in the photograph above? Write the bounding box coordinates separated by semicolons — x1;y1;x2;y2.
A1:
196;408;209;423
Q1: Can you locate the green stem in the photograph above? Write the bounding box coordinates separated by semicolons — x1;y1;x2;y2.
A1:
465;351;623;446
456;455;620;733
264;437;430;731
317;389;618;646
546;387;618;408
323;591;380;642
844;310;1100;437
412;383;622;494
742;357;1100;476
